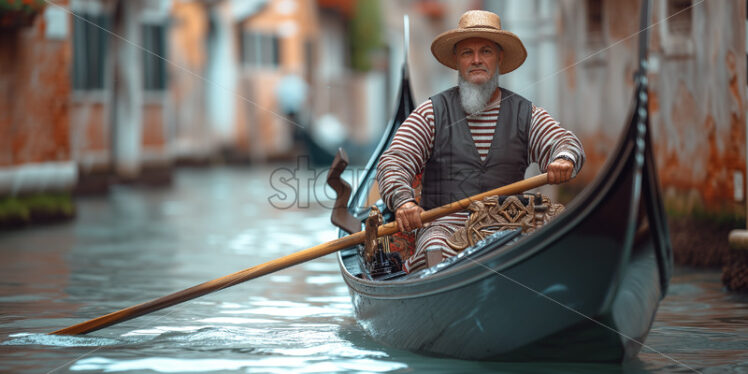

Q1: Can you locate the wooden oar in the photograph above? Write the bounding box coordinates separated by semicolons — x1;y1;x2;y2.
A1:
50;173;548;336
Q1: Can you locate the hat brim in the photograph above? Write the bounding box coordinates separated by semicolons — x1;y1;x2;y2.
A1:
431;28;527;74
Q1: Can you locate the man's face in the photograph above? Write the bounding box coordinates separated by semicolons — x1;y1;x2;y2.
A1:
455;38;503;85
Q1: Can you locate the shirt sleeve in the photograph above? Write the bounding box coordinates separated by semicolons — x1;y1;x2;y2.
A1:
528;105;586;177
376;99;436;211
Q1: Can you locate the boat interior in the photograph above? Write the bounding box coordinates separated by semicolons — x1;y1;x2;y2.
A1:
330;149;535;282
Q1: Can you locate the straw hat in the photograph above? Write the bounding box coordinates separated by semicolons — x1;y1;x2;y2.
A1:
431;10;527;74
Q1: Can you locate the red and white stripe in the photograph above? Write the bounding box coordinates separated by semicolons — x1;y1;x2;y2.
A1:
468;105;500;161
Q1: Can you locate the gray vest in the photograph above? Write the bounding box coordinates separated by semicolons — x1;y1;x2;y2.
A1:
421;87;532;210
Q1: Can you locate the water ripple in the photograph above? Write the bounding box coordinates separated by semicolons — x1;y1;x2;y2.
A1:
198;317;280;325
1;332;120;347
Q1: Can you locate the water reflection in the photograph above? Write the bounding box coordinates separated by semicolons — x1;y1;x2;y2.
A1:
0;167;746;373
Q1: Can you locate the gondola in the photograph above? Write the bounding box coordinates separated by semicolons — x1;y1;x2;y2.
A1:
329;1;673;362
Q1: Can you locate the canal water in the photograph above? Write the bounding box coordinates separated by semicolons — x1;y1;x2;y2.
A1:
1;167;746;373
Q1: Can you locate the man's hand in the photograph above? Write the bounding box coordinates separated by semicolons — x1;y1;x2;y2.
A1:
547;158;574;184
395;201;425;233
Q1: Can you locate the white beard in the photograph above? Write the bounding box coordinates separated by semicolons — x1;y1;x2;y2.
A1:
458;70;500;115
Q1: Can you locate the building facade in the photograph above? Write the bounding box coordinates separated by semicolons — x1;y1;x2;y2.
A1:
0;1;76;197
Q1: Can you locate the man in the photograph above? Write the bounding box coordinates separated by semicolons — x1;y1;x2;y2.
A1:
376;10;585;273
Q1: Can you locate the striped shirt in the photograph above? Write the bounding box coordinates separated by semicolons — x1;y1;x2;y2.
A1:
377;93;585;273
376;95;585;213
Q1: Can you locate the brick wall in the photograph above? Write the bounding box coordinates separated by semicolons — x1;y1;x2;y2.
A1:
0;3;71;168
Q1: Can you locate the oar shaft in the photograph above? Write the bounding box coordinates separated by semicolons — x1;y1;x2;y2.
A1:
51;173;548;336
50;232;366;335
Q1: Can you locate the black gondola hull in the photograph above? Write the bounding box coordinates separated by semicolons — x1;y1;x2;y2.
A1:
341;242;662;362
334;1;670;362
338;136;664;361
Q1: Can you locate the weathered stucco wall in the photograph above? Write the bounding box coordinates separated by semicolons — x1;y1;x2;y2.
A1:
238;0;319;160
0;3;71;168
557;0;746;217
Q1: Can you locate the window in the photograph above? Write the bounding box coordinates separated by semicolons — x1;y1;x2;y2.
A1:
72;13;110;91
667;0;693;35
659;0;694;56
142;23;167;91
241;31;280;68
586;0;604;47
304;40;315;81
587;0;603;35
